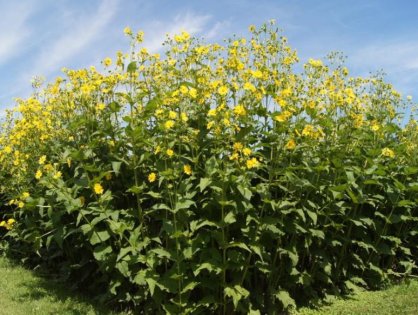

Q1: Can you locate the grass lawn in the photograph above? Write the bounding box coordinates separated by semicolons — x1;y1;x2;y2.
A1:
0;256;129;315
293;278;418;315
0;255;416;314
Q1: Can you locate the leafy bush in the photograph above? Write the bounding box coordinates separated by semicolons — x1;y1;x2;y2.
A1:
0;22;417;314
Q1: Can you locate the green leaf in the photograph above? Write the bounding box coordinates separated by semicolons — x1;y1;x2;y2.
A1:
199;178;211;192
93;244;112;261
275;289;296;309
309;229;325;239
250;244;264;261
90;229;111;245
227;242;251;252
237;185;252;200
190;219;219;232
174;199;195;212
116;261;130;277
224;285;249;308
111;161;122;176
306;209;318;224
127;61;137;73
150;247;172;260
193;262;222;276
181;281;199;294
146;277;157;296
224;211;236;224
133;270;147;285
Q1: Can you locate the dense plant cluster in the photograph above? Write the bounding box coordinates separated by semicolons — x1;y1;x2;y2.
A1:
0;22;417;314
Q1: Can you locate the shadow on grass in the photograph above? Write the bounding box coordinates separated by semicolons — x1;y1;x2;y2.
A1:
16;276;122;315
0;254;128;315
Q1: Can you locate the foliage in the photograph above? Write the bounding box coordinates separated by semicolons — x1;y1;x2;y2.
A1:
0;22;417;314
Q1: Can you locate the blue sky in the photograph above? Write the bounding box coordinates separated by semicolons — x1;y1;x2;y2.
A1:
1;0;418;116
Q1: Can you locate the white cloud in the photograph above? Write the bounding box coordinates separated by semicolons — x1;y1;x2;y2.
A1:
205;20;231;40
0;2;35;64
31;0;119;77
350;40;418;71
142;12;211;52
347;39;418;95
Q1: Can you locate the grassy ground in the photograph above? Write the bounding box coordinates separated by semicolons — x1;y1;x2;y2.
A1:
0;256;128;315
0;255;416;314
293;278;418;315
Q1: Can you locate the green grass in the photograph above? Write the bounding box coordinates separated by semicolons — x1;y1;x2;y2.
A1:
0;255;416;314
293;279;418;315
0;256;129;315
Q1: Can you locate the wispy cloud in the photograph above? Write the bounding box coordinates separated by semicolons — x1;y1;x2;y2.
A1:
142;12;212;52
0;2;35;65
347;39;418;95
31;0;119;77
204;20;231;40
350;40;418;71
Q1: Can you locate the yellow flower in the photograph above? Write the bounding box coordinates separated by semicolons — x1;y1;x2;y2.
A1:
207;109;217;117
183;164;192;175
371;121;380;132
233;142;243;151
251;70;263;79
18;202;24;208
243;82;256;92
94;183;104;195
168;111;177;119
164;120;175;129
207;121;215;129
95;103;106;111
38;155;47;165
123;26;132;36
22;192;30;199
155;109;164;117
67;158;72;167
7;218;15;225
181;112;188;122
274;110;292;122
136;30;144;42
174;31;190;43
242;148;252;156
285;139;296;150
308;58;323;67
53;171;62;179
0;219;15;230
180;85;188;94
166;149;174;157
44;164;54;172
229;152;239;161
4;146;12;154
189;88;197;98
382;147;395;158
218;85;229;96
233;105;246;116
148;172;157;183
154;145;161;154
103;57;112;67
246;157;260;169
301;124;324;139
35;169;43;180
